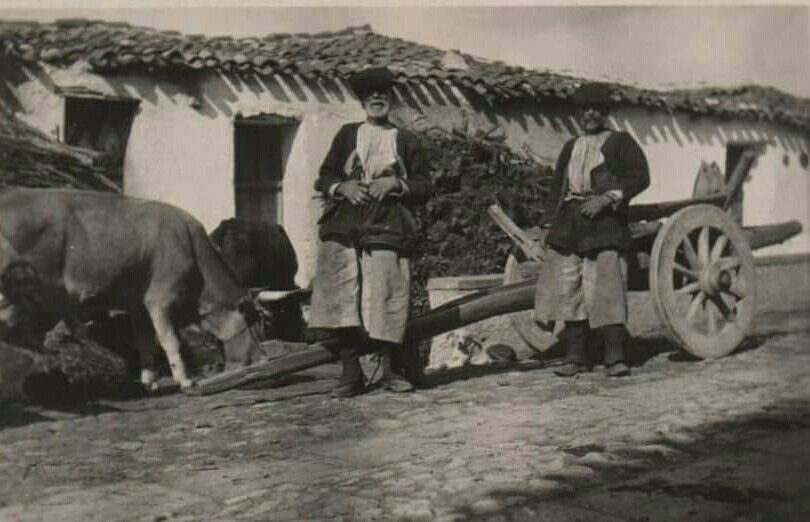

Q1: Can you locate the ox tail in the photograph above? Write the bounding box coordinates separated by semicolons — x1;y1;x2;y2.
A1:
186;221;248;310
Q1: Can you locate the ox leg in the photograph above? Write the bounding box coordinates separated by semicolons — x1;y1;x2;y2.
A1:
131;310;159;391
147;305;193;389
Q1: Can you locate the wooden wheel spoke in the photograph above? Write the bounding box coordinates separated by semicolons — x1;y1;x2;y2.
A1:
681;236;701;269
711;295;735;321
676;281;701;294
673;262;699;280
717;257;741;271
710;234;729;263
722;286;745;300
698;227;711;268
686;292;706;322
706;300;718;334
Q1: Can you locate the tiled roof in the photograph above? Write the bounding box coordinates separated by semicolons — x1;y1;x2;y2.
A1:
0;103;118;191
1;18;808;131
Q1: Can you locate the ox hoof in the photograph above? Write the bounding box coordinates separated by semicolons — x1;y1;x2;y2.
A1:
179;378;195;391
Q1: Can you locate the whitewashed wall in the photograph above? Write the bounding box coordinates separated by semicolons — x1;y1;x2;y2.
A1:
4;60;808;290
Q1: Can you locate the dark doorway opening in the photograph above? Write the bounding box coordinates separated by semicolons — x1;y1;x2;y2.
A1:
233;114;300;225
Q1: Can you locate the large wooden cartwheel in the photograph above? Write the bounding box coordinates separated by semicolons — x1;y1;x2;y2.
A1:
649;204;757;359
502;226;563;350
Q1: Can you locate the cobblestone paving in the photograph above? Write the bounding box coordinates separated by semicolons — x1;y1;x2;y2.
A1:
0;265;809;521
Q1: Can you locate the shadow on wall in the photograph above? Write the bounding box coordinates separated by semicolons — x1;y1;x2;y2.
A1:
462;96;807;156
4;60;474;128
96;70;466;123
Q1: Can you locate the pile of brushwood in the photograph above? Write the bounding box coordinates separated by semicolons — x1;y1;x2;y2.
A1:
409;127;553;312
0;323;128;407
0;104;119;192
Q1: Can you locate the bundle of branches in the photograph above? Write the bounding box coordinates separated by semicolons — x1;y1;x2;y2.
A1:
408;127;553;312
0;323;128;407
0;105;119;192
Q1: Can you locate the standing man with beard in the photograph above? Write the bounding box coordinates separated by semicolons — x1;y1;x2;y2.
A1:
309;67;432;398
534;82;650;378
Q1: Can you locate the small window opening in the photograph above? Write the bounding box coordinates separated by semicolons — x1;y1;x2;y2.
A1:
63;94;139;189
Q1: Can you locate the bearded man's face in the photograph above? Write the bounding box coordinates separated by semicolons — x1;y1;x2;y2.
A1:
362;90;393;121
578;106;609;134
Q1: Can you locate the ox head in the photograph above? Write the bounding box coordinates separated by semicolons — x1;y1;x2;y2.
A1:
198;294;306;372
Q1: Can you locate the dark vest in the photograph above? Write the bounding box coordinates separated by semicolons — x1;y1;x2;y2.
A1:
314;122;432;254
544;131;650;253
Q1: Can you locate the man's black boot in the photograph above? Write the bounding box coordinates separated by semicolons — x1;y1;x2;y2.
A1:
380;345;415;393
555;321;591;377
331;347;367;398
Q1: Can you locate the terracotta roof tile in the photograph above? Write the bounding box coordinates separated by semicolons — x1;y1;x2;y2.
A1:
0;19;807;130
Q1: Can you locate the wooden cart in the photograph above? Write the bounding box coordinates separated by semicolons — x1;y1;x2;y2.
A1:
187;146;802;395
498;148;801;360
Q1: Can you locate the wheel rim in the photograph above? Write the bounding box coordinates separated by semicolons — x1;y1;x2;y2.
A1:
650;205;757;359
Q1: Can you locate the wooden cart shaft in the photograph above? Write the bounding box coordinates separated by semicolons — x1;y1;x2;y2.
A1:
188;279;537;395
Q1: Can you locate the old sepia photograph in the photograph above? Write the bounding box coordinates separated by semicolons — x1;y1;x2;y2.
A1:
0;1;808;520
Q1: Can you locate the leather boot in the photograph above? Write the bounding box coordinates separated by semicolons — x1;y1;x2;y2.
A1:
331;347;366;398
555;321;592;378
380;345;415;393
554;362;592;377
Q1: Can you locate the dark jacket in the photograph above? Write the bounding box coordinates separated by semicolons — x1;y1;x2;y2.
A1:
314;122;432;254
542;130;650;253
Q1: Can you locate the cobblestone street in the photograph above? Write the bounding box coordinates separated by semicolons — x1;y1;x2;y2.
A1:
0;262;808;522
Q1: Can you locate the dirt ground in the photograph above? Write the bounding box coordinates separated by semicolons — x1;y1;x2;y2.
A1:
0;261;808;522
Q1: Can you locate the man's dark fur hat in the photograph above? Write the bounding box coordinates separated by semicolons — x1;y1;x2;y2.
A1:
347;67;395;99
571;82;617;107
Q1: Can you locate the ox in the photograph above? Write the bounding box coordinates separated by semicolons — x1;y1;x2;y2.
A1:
0;188;263;390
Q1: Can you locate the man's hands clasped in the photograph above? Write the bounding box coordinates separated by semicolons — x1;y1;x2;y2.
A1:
367;176;401;201
336;179;371;205
337;177;402;205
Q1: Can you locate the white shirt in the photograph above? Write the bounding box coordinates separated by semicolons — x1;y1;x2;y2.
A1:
329;122;408;197
355;122;400;181
565;130;622;205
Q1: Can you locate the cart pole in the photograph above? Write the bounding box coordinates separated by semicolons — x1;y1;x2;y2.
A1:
188;279;538;395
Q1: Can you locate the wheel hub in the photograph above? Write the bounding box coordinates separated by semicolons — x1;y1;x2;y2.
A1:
717;270;733;290
700;263;731;296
